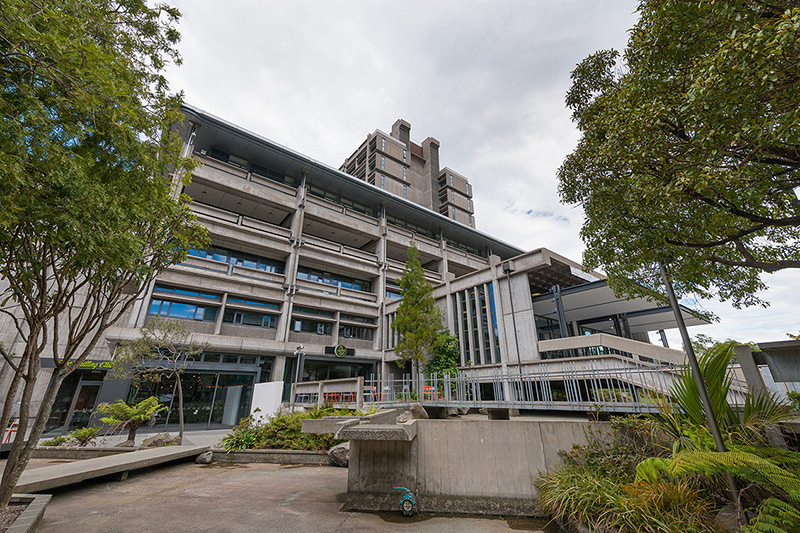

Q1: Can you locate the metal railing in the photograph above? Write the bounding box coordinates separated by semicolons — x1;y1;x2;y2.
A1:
360;358;751;414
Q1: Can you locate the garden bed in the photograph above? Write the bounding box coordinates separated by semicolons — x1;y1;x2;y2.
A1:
210;448;331;465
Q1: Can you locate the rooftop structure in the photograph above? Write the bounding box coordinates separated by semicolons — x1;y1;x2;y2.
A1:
340;120;476;228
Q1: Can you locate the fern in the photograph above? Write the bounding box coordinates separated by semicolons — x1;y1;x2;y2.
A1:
744;498;800;533
635;457;671;483
668;451;800;500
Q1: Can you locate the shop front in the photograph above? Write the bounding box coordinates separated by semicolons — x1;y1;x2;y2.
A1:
44;359;113;434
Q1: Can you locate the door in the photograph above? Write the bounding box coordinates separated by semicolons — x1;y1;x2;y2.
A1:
66;381;103;431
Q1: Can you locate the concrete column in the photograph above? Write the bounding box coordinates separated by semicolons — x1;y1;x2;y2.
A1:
271;356;286;383
377;203;388;355
213;293;227;335
277;170;308;342
734;344;768;396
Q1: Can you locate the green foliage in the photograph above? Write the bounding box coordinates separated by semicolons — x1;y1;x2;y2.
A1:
653;339;792;449
221;406;375;452
0;0;208;508
391;244;444;374
96;396;166;441
67;426;101;447
635;448;800;533
426;331;460;376
558;1;800;308
788;392;800;411
560;416;671;482
40;435;68;447
538;416;721;532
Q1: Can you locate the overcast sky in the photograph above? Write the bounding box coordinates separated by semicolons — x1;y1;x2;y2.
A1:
165;0;799;348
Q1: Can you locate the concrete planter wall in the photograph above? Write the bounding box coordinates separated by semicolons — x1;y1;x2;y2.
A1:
31;447;136;460
6;494;51;533
346;418;609;517
210;448;332;465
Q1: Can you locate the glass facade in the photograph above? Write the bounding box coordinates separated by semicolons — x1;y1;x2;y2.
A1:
451;282;502;366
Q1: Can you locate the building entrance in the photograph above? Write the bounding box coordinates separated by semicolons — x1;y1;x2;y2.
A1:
45;370;107;434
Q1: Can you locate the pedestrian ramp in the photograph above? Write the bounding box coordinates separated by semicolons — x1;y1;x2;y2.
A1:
15;445;208;493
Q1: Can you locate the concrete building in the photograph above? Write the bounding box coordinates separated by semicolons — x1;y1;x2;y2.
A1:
0;105;706;435
340;120;476;228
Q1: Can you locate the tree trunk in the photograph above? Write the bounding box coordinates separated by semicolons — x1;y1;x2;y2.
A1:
0;369;63;509
175;373;184;444
127;423;138;443
0;358;25;454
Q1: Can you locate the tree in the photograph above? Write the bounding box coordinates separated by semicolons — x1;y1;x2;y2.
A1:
0;1;206;508
96;396;167;445
426;331;460;377
391;244;444;387
558;1;800;308
111;318;207;443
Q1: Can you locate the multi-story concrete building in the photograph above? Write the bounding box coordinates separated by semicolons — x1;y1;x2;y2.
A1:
340;120;476;227
1;105;706;435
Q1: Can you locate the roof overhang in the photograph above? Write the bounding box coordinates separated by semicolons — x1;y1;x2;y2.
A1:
180;104;524;259
532;279;709;335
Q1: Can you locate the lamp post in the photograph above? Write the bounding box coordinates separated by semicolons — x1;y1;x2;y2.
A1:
658;261;738;500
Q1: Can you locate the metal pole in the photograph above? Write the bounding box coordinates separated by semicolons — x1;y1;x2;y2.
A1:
658;261;738;499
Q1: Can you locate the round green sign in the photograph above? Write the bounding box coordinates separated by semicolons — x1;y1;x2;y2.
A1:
335;344;347;357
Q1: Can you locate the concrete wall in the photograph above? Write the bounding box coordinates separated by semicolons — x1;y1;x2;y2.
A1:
346;418;603;516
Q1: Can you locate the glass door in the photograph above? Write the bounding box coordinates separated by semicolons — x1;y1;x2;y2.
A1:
66;381;103;431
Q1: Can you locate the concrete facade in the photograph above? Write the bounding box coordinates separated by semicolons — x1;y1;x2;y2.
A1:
340;120;476;228
0;104;707;433
344;417;604;516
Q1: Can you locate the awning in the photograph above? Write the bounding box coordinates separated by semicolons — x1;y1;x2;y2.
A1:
532;279;708;335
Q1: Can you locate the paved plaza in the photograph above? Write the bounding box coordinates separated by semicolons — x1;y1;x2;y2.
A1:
28;459;557;532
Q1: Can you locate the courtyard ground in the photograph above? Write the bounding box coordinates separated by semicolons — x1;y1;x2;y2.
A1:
27;459;557;532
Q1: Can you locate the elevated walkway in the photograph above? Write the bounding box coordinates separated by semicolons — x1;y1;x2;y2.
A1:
15;445;208;493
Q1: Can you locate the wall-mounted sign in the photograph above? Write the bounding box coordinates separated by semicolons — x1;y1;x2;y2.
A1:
65;360;113;370
325;345;355;358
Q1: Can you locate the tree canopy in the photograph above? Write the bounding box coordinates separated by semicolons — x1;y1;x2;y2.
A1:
559;1;800;308
0;0;206;507
391;244;444;379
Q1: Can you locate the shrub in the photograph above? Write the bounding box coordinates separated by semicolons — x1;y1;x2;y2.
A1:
96;396;166;443
67;426;101;447
221;405;373;452
40;435;68;447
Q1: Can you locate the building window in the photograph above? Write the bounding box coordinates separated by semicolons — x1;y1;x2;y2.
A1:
451;207;456;220
188;247;285;274
381;174;385;189
451;191;455;203
403;167;407;180
296;267;372;293
468;215;473;227
339;324;374;341
381;156;385;170
381;138;385;151
466;183;470;195
227;297;279;310
148;299;218;322
154;285;221;301
467;199;471;210
488;282;501;361
223;309;277;328
403;185;407;199
450;174;453;186
292;319;332;335
403;149;407;162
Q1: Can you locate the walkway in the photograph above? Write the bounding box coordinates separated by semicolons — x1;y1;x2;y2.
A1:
15;445;208;493
36;461;558;533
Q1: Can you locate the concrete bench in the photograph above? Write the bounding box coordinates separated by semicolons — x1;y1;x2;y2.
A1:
15;445;209;493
